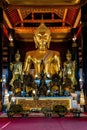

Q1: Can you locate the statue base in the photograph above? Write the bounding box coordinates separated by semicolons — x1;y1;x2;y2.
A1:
12;96;72;111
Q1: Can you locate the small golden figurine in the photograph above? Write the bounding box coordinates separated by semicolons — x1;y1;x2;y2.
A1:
63;50;77;89
9;50;23;89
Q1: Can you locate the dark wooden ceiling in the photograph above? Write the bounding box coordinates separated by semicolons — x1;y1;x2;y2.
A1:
2;0;87;42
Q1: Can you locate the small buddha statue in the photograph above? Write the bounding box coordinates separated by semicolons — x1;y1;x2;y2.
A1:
9;50;23;89
23;23;61;78
63;50;77;89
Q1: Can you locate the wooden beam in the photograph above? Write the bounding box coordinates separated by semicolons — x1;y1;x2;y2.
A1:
63;8;68;26
7;0;85;7
73;9;81;28
17;9;24;27
14;26;71;34
23;19;63;23
3;11;12;28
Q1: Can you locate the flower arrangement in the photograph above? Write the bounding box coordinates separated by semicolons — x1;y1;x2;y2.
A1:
70;108;81;117
41;107;53;117
53;105;68;117
70;108;81;113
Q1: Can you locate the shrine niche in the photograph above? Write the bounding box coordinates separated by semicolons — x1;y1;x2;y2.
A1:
2;0;86;113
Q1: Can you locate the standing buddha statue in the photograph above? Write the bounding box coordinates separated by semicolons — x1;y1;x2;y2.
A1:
9;50;23;88
63;50;77;89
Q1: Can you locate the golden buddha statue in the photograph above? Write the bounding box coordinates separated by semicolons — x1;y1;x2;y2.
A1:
63;50;77;89
9;50;23;89
23;23;61;78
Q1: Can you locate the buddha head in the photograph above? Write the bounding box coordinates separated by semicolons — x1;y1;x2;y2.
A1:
15;50;20;62
34;23;51;50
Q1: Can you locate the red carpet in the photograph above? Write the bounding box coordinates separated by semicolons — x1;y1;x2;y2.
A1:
0;117;87;130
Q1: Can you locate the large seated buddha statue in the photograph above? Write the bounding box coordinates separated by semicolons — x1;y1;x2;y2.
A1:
23;23;61;78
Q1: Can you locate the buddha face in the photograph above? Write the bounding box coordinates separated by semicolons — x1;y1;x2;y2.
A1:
36;32;50;50
34;23;51;50
15;50;20;62
66;55;71;61
15;55;20;62
66;50;72;61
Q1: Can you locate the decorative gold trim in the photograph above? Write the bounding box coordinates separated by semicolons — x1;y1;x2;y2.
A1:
16;97;72;110
7;0;81;6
